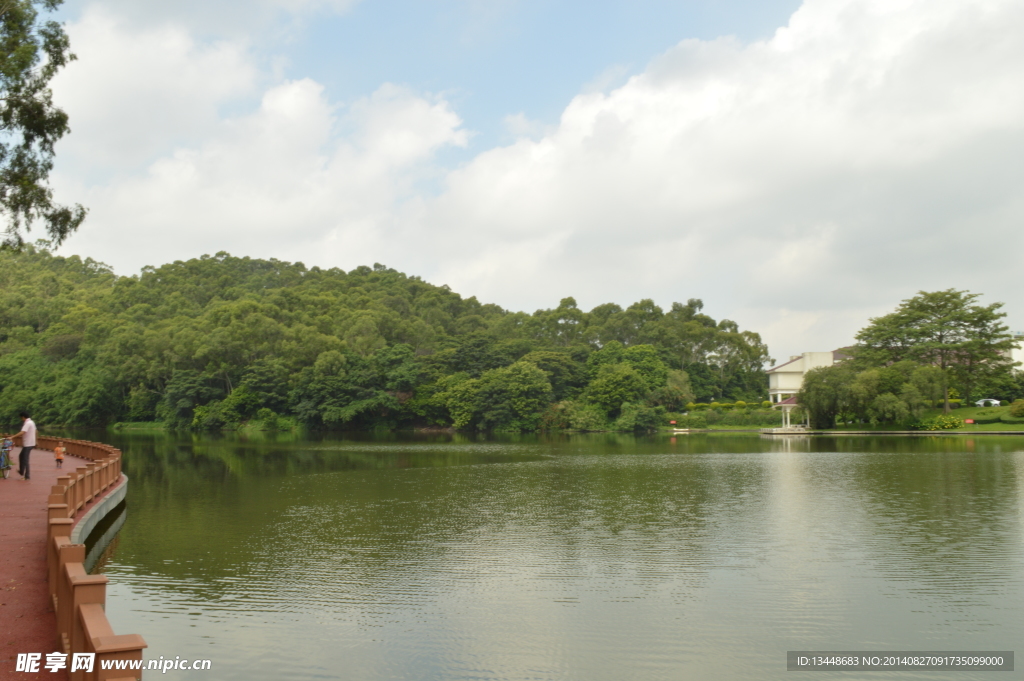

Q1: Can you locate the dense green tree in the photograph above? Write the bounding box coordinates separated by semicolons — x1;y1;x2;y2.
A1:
531;297;585;346
586;363;649;418
621;344;669;390
1;0;86;248
0;247;774;431
157;370;224;428
520;350;587;401
239;359;291;413
797;364;856;428
855;289;1015;411
646;369;695;411
845;365;926;425
614;401;666;433
910;365;946;405
541;400;607;431
473;361;553;431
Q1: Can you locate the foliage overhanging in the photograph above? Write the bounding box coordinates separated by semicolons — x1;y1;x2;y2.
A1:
0;0;86;249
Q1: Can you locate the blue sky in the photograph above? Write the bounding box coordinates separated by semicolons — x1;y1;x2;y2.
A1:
55;0;802;164
284;0;802;151
47;0;1024;360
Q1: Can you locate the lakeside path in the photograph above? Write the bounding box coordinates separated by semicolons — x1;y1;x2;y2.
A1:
1;448;117;680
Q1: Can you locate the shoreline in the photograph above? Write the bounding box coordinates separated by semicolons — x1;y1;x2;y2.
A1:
759;429;1024;436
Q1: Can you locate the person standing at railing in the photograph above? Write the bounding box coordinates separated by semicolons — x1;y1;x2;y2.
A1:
4;411;37;481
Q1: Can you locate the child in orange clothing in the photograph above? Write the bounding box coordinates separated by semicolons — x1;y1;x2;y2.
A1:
54;442;65;469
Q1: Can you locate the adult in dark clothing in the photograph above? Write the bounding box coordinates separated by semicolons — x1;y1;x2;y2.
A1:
7;411;37;480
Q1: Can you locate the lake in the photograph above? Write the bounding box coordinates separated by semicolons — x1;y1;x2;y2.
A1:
82;432;1024;680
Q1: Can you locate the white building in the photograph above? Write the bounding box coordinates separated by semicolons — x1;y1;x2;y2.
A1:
767;350;850;404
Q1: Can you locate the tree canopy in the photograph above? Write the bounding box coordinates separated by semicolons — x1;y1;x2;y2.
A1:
0;0;85;249
797;289;1021;428
854;289;1015;411
0;247;772;431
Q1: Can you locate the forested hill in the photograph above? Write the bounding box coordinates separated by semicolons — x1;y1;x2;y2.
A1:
0;247;771;431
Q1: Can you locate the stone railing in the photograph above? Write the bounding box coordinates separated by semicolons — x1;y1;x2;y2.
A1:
40;437;147;681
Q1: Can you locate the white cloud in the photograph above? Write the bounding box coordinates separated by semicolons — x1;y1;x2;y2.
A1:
53;8;259;172
52;0;1024;361
56;72;467;269
397;0;1024;357
502;113;549;140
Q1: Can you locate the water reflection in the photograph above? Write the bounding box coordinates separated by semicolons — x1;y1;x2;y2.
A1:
67;431;1024;680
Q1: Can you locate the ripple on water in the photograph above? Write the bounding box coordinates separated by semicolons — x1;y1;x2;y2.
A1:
96;440;1024;681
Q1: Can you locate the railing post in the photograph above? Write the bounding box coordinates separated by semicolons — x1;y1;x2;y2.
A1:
77;602;111;681
93;632;147;681
85;463;97;502
66;565;108;680
57;475;71;508
67;471;76;513
48;518;74;593
55;539;86;651
49;503;70;521
50;482;70;515
74;469;85;513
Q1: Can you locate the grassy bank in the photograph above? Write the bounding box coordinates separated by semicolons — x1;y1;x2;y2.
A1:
821;404;1024;432
109;419;301;433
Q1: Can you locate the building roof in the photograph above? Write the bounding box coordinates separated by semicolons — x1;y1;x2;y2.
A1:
767;349;851;373
766;356;801;373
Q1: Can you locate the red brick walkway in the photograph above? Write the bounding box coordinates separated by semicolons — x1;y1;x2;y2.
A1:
1;448;75;680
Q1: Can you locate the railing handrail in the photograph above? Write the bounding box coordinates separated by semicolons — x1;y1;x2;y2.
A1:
41;436;147;680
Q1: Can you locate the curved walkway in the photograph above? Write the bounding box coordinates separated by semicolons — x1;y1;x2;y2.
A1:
1;447;126;680
2;447;69;679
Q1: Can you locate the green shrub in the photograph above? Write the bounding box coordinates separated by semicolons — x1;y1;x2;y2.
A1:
692;403;710;411
716;409;783;427
917;414;963;430
1010;400;1024;418
1001;400;1009;407
191;401;236;430
762;401;773;408
671;413;707;429
615;402;666;433
542;400;607;431
256;408;280;430
733;400;747;409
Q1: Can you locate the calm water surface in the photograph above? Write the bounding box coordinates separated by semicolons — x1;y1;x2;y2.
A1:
81;432;1024;680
